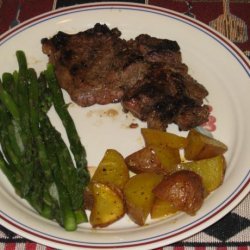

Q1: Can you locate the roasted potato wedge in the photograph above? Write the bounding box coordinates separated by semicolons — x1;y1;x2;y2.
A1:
124;173;163;226
178;155;226;193
153;170;205;215
125;145;181;175
151;198;178;219
141;128;187;149
184;129;228;160
154;145;181;173
125;147;162;174
92;149;129;190
89;182;125;228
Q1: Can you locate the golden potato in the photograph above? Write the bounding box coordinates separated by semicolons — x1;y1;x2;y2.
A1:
178;155;226;193
154;145;181;173
141;128;187;149
125;145;181;175
184;129;228;160
92;149;129;190
153;170;205;215
124;173;163;226
151;198;178;219
89;182;125;228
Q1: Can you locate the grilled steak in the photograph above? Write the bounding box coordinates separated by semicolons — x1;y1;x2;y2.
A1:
121;64;209;131
41;23;209;130
42;23;147;106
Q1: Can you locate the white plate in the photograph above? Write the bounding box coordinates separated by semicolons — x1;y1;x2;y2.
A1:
0;2;249;250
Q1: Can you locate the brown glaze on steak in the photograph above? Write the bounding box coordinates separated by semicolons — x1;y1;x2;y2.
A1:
121;64;209;131
41;23;209;131
42;23;146;106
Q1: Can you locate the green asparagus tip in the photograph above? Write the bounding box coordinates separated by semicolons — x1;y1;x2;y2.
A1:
16;50;28;72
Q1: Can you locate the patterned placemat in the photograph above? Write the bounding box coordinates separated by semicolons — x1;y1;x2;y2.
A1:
0;194;249;249
0;1;249;249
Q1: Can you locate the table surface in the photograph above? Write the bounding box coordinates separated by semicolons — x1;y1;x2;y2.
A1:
0;0;249;249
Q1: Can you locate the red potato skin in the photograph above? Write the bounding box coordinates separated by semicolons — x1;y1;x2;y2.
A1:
125;147;165;174
125;146;180;175
83;186;94;210
153;170;205;215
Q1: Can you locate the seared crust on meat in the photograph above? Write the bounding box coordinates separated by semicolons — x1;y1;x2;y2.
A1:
41;23;209;131
42;23;145;106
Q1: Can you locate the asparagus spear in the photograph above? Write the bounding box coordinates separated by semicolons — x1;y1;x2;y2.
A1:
44;64;89;183
38;72;52;115
54;176;77;231
0;151;21;192
41;114;78;230
16;51;31;134
16;50;28;73
44;65;90;225
12;52;35;193
2;73;16;98
28;68;52;180
0;51;89;230
0;76;25;159
0;81;20;121
41;114;88;220
0;80;31;196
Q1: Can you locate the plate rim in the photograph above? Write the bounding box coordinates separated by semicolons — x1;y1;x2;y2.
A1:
0;2;249;249
1;2;249;72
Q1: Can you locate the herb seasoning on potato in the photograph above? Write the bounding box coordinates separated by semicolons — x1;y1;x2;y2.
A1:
85;128;228;227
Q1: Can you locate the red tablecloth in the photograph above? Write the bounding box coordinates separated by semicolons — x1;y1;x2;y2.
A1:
0;0;249;249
